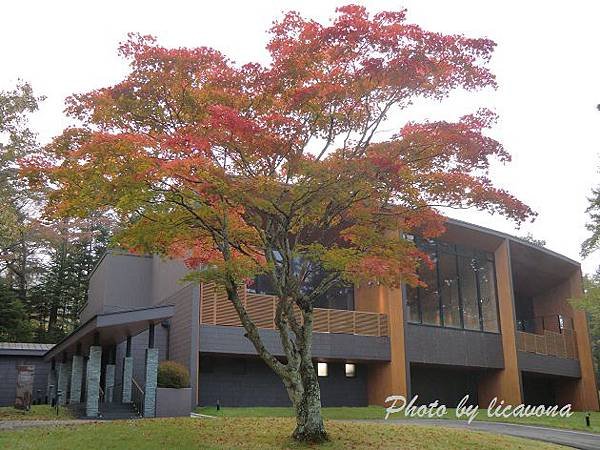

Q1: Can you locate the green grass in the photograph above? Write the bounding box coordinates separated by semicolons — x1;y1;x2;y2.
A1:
196;406;600;433
196;405;386;420
0;417;563;449
0;405;74;421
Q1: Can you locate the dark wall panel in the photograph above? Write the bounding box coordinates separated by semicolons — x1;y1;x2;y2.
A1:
198;356;368;407
406;324;504;369
518;352;581;378
410;364;479;407
199;325;390;362
0;356;50;406
522;374;557;406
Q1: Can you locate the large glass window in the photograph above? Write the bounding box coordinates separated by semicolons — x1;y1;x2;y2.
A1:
248;263;354;310
439;252;461;328
478;257;499;333
420;250;441;326
407;239;499;333
406;284;421;323
458;254;481;330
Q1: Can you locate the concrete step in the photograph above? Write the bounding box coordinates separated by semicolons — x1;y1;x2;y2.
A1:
68;402;141;419
98;407;140;420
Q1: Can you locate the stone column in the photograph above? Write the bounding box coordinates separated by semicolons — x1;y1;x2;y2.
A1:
143;348;159;417
57;361;70;405
69;355;84;404
85;346;102;417
122;356;133;403
104;364;116;403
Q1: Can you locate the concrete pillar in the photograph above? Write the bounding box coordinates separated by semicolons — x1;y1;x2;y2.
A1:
104;364;116;403
122;357;133;403
57;361;70;405
143;348;159;417
85;346;102;417
69;355;84;404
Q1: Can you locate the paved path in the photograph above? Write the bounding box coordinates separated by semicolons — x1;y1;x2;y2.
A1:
350;419;600;450
0;419;96;431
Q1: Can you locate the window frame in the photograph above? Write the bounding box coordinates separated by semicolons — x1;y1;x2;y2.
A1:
406;238;500;334
317;362;329;377
344;363;356;378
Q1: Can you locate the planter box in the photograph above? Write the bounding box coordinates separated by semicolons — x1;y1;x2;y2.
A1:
155;387;192;417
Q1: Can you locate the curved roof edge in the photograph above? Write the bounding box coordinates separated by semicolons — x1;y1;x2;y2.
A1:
445;217;580;267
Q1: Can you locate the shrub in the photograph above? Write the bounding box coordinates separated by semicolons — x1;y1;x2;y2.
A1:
157;360;190;388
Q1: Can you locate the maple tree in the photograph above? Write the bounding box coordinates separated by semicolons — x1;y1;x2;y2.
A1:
25;5;533;442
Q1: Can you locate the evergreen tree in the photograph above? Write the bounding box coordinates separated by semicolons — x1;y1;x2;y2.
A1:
0;278;32;341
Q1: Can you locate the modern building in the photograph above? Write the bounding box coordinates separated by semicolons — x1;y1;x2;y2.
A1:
6;218;598;414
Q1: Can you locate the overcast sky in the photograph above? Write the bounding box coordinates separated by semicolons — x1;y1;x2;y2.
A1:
2;1;600;272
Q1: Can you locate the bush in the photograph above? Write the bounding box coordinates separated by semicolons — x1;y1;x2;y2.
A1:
157;361;190;388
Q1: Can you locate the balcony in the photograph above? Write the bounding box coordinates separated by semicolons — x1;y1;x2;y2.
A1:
200;283;389;337
515;315;578;360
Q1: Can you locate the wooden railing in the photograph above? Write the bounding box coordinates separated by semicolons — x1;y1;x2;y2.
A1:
516;330;578;360
200;283;389;337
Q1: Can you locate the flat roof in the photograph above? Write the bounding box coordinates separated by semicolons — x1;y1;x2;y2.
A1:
44;304;174;361
0;342;55;357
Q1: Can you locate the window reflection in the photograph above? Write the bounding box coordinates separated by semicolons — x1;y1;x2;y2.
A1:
420;247;441;326
439;252;460;328
458;255;481;331
406;284;420;323
407;239;499;333
479;258;499;333
248;263;354;311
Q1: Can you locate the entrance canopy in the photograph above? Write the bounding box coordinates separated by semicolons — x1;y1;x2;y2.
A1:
44;305;174;362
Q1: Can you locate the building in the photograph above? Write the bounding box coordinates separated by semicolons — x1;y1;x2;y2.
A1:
14;218;600;415
0;343;54;406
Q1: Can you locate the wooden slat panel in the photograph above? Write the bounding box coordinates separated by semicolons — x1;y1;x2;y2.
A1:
516;332;525;352
354;312;380;336
518;329;578;360
200;283;216;325
313;309;329;333
535;334;547;355
215;289;241;326
246;294;275;328
523;332;537;353
329;310;354;334
200;283;390;337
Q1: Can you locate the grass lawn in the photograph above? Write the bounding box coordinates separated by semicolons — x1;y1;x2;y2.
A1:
0;405;74;421
196;406;600;433
0;417;563;449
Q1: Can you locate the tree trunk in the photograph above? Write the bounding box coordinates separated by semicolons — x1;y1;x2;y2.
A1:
291;360;328;443
222;272;328;443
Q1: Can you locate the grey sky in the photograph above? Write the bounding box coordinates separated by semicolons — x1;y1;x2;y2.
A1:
2;0;599;272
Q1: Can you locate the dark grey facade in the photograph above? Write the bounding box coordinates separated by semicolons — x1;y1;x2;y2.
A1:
0;344;53;407
518;351;581;379
199;356;368;407
410;364;481;406
405;323;504;369
199;325;390;362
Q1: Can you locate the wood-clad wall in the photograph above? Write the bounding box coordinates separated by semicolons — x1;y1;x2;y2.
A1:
355;284;408;405
478;239;523;406
560;270;599;410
